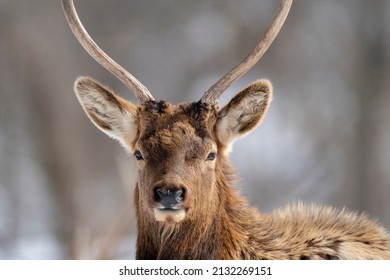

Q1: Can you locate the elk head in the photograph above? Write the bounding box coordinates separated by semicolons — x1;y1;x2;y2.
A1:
62;0;292;224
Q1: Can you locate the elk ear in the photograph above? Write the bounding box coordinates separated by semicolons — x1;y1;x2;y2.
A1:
74;76;139;152
216;80;272;151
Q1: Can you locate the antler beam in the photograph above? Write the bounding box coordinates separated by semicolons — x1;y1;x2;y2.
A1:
61;0;154;102
201;0;293;103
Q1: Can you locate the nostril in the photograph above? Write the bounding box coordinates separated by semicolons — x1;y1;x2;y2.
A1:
154;187;185;208
175;189;184;203
155;188;164;202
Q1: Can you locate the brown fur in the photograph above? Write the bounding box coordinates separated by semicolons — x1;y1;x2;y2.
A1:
74;77;390;260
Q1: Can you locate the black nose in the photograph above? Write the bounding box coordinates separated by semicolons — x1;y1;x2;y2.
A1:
154;187;184;208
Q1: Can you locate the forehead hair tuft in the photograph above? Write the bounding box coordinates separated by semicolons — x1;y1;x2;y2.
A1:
137;100;218;143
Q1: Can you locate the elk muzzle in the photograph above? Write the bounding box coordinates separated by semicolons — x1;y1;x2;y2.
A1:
152;185;187;223
154;188;184;208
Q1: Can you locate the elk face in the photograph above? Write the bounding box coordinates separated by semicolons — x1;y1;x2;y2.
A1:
74;77;272;224
134;100;219;223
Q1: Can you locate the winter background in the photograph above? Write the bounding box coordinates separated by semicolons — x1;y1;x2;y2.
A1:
1;0;390;259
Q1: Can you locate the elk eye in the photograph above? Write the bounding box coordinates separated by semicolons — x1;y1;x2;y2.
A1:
206;152;216;161
134;150;144;161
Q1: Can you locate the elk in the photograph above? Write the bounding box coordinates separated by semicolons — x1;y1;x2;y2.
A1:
62;0;390;259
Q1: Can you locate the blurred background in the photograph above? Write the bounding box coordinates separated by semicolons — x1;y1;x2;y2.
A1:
1;0;389;259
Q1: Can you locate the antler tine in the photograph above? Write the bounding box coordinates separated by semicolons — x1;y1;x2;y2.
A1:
201;0;293;104
62;0;154;102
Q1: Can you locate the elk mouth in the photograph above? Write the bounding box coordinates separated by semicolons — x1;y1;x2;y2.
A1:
153;207;187;223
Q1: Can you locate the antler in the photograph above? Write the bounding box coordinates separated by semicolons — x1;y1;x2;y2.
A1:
201;0;293;103
61;0;154;102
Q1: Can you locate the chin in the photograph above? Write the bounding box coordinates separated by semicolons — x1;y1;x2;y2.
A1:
153;208;187;223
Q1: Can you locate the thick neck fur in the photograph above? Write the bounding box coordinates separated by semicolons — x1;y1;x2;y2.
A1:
134;156;259;260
